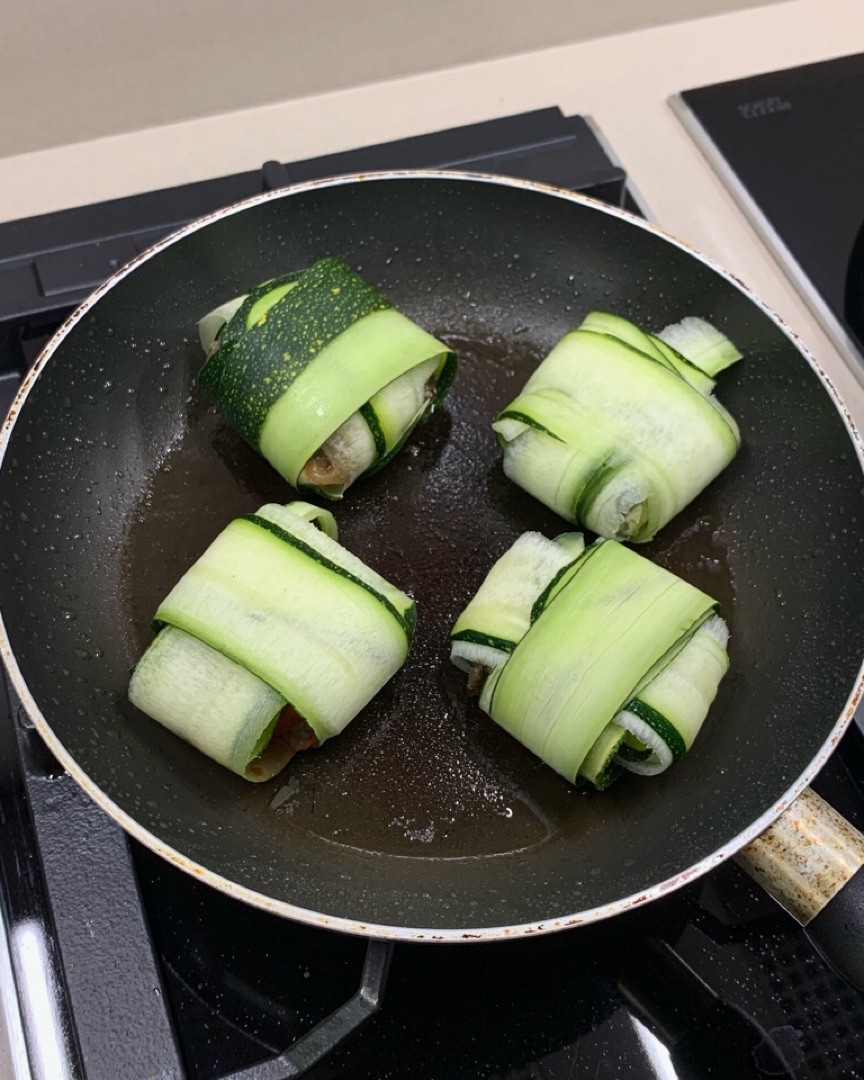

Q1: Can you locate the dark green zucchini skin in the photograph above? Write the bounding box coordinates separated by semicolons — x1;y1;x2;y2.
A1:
216;271;305;352
199;258;390;449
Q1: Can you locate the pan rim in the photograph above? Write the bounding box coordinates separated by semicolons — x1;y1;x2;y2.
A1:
1;168;863;941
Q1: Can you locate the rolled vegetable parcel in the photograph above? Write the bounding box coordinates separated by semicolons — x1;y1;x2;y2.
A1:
493;311;742;542
129;501;416;781
198;257;458;499
451;532;729;790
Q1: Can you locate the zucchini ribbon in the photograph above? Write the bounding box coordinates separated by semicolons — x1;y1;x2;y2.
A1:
129;502;415;781
450;532;729;790
493;311;742;542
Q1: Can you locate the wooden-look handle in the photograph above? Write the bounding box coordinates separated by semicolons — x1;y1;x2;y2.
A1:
735;787;864;990
734;787;864;924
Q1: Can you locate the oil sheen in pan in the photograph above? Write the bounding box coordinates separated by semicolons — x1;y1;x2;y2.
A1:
121;328;739;861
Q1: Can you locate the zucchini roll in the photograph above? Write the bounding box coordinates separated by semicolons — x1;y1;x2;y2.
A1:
129;501;416;781
493;311;742;542
450;532;728;791
198;258;457;499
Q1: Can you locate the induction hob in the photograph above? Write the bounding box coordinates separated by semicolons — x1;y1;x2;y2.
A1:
672;52;864;380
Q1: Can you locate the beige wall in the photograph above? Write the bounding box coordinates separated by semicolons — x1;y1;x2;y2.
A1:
3;0;781;158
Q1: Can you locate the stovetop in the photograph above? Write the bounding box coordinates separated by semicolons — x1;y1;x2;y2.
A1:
1;107;864;1080
672;51;864;378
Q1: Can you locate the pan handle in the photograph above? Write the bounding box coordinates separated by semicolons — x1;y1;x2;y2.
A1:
734;787;864;990
218;938;393;1080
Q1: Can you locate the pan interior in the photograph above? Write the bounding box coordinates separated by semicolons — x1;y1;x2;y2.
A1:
2;174;864;933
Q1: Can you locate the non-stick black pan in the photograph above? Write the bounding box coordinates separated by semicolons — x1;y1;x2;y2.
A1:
2;173;864;973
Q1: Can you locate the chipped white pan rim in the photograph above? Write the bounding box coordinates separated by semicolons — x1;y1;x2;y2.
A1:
1;169;863;942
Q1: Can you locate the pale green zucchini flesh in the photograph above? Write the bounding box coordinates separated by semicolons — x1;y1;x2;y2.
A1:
450;531;582;673
129;627;296;782
614;614;730;775
577;721;626;790
647;334;717;396
580;310;717;395
494;314;742;541
198;295;247;354
130;501;415;780
450;534;728;791
658;316;743;377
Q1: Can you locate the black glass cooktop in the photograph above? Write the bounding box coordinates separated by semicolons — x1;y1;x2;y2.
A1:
674;52;864;365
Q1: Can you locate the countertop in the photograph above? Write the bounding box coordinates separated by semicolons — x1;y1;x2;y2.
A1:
2;0;863;426
0;0;785;158
1;0;863;1074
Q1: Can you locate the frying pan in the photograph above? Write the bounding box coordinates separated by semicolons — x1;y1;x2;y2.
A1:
2;172;864;978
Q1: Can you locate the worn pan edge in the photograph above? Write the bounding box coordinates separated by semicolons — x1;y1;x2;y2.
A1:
1;168;863;941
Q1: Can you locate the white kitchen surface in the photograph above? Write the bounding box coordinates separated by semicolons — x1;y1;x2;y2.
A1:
1;0;863;430
2;0;784;158
1;0;863;1074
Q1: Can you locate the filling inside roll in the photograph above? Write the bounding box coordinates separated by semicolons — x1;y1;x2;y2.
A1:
297;360;440;495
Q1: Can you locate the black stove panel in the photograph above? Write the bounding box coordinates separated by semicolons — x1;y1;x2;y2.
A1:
678;53;864;359
0;109;625;366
